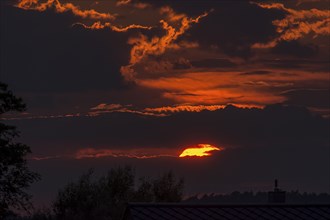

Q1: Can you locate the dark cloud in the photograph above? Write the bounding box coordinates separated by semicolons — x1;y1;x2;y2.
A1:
0;5;131;93
271;41;319;58
135;0;210;16
191;58;237;68
183;2;285;59
282;89;330;109
259;59;330;71
240;70;273;75
11;104;329;157
0;4;145;115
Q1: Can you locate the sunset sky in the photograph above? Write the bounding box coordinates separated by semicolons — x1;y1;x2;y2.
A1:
1;0;329;206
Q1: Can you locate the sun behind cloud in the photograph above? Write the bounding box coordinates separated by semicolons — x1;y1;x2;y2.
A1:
179;144;222;157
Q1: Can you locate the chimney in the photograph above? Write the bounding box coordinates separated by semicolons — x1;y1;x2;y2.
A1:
268;179;286;203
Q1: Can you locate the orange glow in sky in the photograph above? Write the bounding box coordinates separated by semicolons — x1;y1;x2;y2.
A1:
179;144;222;157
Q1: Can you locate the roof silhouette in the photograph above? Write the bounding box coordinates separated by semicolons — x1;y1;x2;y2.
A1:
123;203;330;220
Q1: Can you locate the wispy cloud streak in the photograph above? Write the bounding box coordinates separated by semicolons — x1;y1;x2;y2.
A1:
75;148;177;159
17;0;116;20
28;148;178;160
73;21;152;32
252;2;330;48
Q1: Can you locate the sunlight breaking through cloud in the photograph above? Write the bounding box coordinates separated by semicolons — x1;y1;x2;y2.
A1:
179;144;223;157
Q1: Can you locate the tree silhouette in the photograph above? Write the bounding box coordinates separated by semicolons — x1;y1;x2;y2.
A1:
153;171;184;203
53;167;184;220
0;82;40;217
53;169;98;220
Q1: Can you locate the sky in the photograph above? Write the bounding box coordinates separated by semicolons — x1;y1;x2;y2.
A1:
0;0;329;207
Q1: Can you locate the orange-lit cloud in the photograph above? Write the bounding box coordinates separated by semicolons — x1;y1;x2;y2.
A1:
145;105;225;113
91;103;123;111
74;21;152;32
137;69;329;106
133;3;150;9
91;108;166;117
120;8;210;80
252;2;330;48
137;71;286;105
160;6;186;22
144;104;261;113
296;0;323;6
17;0;152;32
89;103;167;117
116;0;150;9
17;0;116;20
116;0;132;6
179;144;222;157
29;155;64;161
